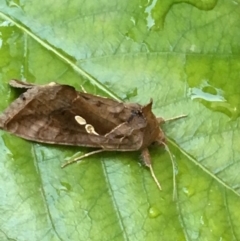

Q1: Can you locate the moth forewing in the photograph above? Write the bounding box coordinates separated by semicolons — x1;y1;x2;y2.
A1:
0;80;186;194
9;79;36;89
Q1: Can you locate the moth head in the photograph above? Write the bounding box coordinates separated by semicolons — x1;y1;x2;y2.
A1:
139;99;164;149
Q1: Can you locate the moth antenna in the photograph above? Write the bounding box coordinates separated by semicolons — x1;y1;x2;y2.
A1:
61;149;105;168
149;164;162;190
141;148;162;191
162;143;177;201
158;114;187;124
80;85;87;93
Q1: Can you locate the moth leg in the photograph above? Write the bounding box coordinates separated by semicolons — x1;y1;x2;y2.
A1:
61;149;105;168
157;114;187;124
141;148;162;190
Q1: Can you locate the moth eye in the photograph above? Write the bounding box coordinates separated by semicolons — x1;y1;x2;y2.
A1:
85;124;99;135
75;115;87;125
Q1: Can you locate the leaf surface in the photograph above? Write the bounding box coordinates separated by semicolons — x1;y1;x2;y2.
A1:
0;0;240;240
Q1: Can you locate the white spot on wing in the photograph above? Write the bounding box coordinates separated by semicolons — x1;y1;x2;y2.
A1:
85;124;99;135
75;115;87;125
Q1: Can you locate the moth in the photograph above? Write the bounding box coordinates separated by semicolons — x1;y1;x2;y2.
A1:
0;80;185;192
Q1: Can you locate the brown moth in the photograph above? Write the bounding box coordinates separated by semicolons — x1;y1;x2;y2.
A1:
0;80;185;192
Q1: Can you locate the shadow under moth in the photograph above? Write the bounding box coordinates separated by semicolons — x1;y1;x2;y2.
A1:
0;80;185;194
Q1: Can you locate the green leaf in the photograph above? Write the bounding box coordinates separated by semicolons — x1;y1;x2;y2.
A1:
1;0;240;240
